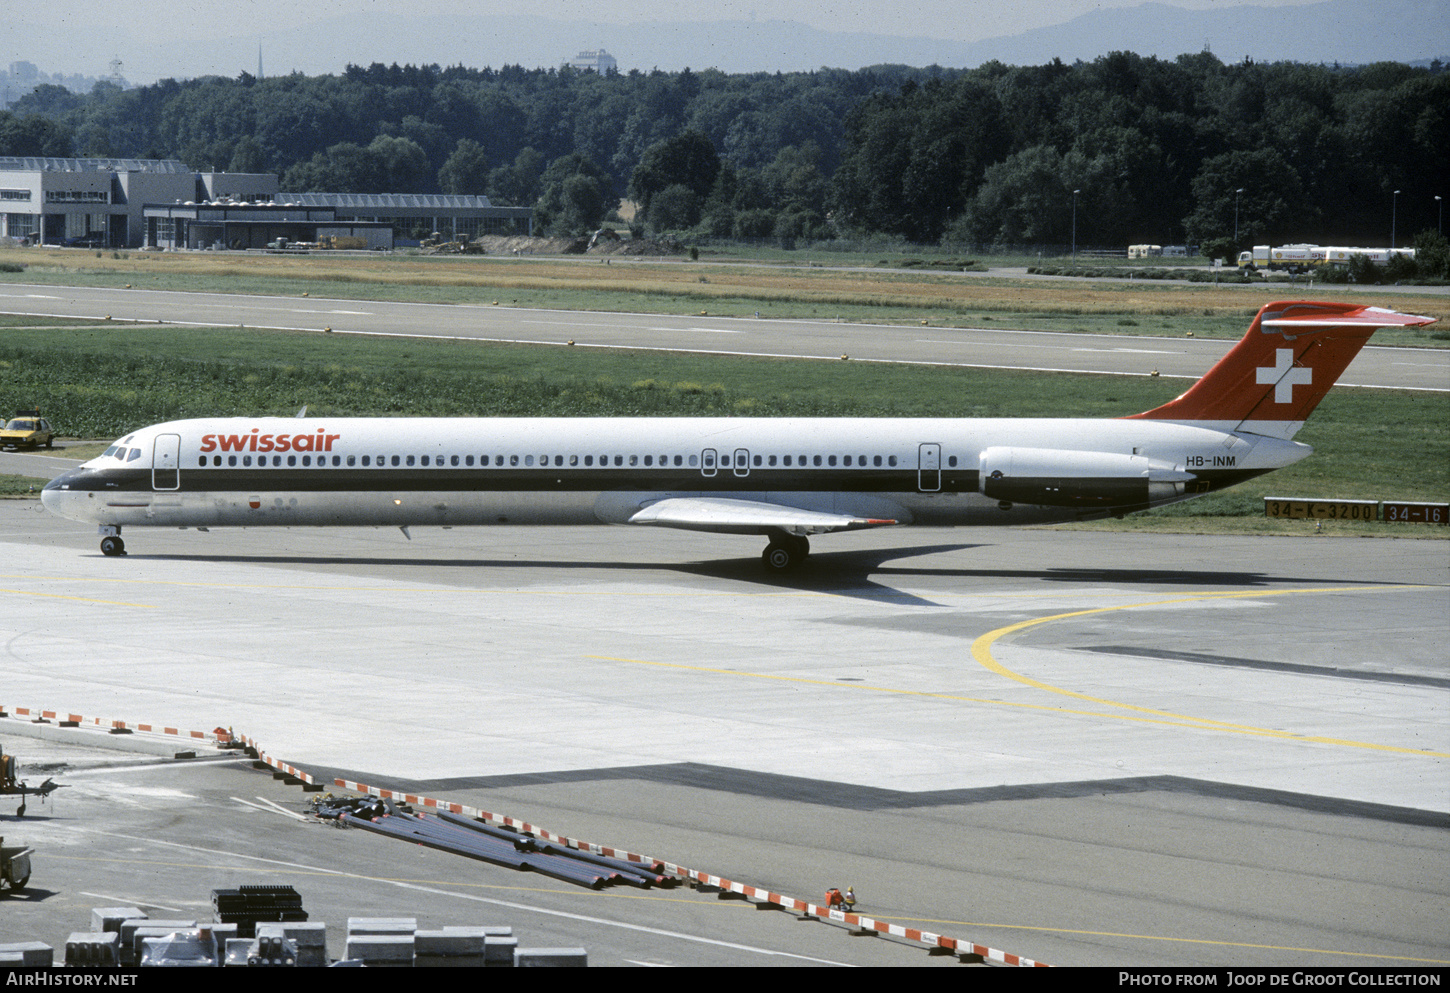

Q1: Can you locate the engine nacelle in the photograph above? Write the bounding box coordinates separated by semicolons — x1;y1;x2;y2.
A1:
979;447;1195;509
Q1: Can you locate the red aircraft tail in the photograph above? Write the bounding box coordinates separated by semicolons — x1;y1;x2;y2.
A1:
1128;300;1436;438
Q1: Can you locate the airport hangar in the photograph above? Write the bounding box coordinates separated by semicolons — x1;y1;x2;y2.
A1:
0;156;533;249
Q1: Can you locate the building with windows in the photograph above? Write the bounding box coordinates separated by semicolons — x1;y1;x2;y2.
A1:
1;157;531;249
1;157;197;247
567;49;618;73
275;192;532;243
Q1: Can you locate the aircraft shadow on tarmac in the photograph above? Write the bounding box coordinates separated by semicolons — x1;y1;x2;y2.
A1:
323;762;1448;827
132;542;1399;607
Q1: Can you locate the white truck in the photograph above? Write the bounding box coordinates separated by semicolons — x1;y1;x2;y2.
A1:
1238;244;1415;273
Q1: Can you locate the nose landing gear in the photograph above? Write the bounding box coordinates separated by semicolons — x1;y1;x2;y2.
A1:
98;526;125;556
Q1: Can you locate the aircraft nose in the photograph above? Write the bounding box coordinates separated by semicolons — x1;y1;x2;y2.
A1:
41;470;88;519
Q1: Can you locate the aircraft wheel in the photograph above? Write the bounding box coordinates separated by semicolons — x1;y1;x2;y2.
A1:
762;537;807;572
100;536;125;557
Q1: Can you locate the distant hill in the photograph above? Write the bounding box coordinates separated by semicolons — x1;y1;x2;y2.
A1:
246;1;1450;77
8;0;1447;87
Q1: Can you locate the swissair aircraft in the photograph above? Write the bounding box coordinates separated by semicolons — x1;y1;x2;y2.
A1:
41;300;1434;570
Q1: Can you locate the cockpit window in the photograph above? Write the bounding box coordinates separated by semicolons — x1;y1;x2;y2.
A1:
126;448;142;462
103;446;120;459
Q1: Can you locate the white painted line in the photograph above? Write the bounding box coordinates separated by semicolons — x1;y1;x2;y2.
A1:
83;829;857;966
230;795;310;822
80;891;187;914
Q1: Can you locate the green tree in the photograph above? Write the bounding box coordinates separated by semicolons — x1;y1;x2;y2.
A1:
0;112;73;157
228;135;267;173
627;130;719;218
1184;148;1311;246
1412;230;1450;281
437;138;490;195
535;153;614;235
645;184;701;233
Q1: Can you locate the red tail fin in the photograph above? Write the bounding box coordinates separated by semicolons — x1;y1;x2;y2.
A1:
1128;301;1436;438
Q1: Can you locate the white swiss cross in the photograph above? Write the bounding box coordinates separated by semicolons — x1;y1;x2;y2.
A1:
1257;348;1312;404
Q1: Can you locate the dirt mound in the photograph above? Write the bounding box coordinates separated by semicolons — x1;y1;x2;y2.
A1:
472;234;687;258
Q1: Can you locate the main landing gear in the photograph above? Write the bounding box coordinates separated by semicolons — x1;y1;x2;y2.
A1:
762;532;809;572
99;526;125;557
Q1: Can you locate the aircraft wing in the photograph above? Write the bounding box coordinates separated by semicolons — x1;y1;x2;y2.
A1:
626;497;898;536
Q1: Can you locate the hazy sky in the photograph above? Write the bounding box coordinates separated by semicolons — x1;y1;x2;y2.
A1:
7;0;1420;84
19;0;1332;45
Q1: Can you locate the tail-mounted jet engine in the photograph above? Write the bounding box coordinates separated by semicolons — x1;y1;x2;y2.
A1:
979;446;1195;509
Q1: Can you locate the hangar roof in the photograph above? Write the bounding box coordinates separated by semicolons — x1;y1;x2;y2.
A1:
0;157;192;173
277;192;500;210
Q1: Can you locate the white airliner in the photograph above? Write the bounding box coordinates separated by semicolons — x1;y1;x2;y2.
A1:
41;300;1434;569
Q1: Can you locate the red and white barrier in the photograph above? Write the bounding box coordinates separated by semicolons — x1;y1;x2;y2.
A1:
0;706;1048;966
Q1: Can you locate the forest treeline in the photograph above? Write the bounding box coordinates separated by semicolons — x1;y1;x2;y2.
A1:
1;53;1446;256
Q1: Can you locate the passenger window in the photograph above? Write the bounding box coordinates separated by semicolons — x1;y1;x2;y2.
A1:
753;455;762;466
391;455;400;467
570;455;578;466
768;455;777;466
465;455;473;466
828;455;837;466
584;455;594;466
510;455;519;466
300;456;309;467
614;455;623;466
524;455;534;466
555;455;564;467
888;455;898;466
813;455;822;466
874;455;882;467
228;456;237;467
644;455;653;466
629;455;638;466
843;455;851;466
689;455;698;467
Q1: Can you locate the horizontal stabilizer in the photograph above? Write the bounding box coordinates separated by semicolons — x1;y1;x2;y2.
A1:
1261;306;1436;330
626;496;898;536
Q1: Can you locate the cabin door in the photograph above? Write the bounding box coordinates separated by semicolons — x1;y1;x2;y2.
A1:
917;443;941;492
152;434;181;491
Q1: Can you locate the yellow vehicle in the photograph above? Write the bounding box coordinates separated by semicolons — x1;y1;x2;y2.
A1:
0;409;55;450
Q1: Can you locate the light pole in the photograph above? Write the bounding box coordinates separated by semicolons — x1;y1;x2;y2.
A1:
1392;189;1400;249
1234;187;1244;244
1071;189;1080;261
1437;195;1443;237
